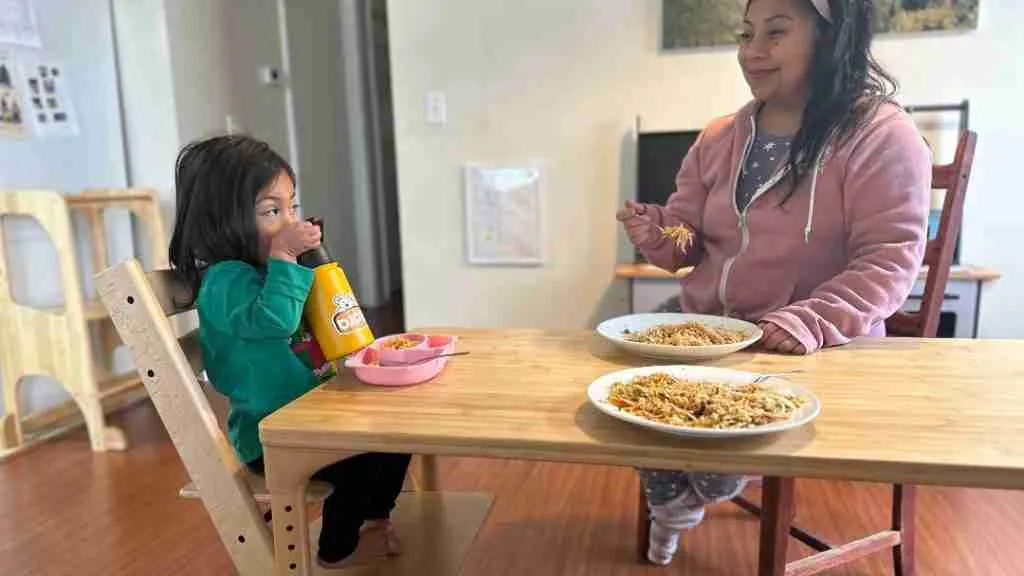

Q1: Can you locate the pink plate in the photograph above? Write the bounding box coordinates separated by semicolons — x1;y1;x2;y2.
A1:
344;335;457;386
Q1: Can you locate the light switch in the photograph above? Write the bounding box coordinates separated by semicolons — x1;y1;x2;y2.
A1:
426;91;447;125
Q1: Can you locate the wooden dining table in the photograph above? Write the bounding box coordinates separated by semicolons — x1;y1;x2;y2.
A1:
261;329;1024;576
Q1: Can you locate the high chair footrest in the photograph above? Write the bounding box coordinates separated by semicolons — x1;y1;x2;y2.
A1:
179;475;333;504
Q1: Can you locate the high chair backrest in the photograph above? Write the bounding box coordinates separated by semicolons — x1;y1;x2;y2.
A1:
886;130;978;338
95;259;275;575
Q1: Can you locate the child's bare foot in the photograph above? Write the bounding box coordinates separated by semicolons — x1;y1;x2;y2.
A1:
362;519;402;556
316;533;389;571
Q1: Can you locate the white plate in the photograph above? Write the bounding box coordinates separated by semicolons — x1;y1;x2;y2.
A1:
587;365;820;438
596;313;762;362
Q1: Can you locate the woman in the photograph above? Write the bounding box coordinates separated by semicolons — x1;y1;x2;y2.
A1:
618;0;930;565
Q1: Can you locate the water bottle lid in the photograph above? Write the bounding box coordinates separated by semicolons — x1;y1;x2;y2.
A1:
297;217;334;268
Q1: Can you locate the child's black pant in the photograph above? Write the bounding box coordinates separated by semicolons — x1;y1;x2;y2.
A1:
248;452;412;562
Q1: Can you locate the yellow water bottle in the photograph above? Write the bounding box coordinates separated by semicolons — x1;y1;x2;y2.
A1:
298;218;375;361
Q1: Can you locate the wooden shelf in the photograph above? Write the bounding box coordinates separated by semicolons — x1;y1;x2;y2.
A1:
614;263;693;280
42;298;110;321
921;265;1002;282
84;299;108;320
17;372;146;440
1;188;166;454
63;193;154;207
97;372;143;399
615;263;1002;282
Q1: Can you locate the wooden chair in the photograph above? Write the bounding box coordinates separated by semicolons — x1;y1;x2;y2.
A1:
94;259;482;575
636;130;978;576
885;131;978;340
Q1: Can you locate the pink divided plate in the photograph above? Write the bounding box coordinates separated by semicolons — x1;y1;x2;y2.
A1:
344;334;457;386
376;333;434;366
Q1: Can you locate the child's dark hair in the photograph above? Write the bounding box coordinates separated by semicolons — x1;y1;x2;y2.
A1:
168;134;295;302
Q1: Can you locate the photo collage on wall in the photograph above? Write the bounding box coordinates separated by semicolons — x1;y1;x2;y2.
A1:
21;59;78;137
0;51;26;137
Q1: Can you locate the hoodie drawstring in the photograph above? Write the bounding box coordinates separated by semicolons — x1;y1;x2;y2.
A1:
805;160;819;243
804;144;830;243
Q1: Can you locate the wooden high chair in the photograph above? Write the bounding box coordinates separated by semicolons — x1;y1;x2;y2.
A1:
95;259;486;575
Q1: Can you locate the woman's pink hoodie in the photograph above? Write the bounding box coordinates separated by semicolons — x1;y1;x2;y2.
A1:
628;101;932;353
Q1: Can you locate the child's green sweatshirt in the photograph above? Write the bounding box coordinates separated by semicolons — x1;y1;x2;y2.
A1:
197;258;318;464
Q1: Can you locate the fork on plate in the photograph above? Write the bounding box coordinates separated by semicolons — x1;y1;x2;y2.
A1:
751;370;804;384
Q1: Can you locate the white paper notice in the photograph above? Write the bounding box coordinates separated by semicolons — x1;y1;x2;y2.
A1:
0;0;42;47
464;163;544;266
21;58;79;137
0;50;27;137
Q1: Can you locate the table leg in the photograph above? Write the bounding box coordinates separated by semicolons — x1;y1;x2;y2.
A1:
420;454;440;491
265;446;346;576
892;484;917;576
758;476;796;576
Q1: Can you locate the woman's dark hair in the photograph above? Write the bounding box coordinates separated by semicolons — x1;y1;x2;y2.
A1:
750;0;898;201
168;134;295;303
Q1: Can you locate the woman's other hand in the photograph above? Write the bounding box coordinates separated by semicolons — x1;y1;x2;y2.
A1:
758;322;807;355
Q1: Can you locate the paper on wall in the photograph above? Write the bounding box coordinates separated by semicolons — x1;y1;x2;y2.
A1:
0;50;27;137
20;57;78;137
0;0;42;47
464;163;545;266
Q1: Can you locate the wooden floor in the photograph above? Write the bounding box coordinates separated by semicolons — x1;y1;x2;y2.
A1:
4;300;1024;575
2;400;1023;576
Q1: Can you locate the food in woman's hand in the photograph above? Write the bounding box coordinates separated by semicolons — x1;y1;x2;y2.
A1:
659;225;694;251
623;322;747;347
608;373;806;429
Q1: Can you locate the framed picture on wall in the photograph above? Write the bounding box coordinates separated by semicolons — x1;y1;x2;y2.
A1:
662;0;981;50
464;162;546;266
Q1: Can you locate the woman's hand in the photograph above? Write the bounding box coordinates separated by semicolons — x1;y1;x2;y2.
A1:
616;200;647;221
617;200;659;246
758;322;807;355
269;221;322;262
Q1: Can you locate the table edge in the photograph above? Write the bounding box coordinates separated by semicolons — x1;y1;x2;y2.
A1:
258;430;1024;492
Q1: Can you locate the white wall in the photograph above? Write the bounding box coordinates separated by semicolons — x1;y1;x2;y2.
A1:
1;0;130;416
388;0;1024;337
114;0;292;233
111;0;179;218
283;0;364;300
284;0;397;307
162;0;291;156
120;0;394;310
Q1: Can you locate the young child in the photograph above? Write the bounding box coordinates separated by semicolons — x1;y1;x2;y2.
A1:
168;134;410;569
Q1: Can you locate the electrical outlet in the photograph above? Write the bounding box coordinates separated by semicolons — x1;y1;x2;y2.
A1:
425;91;447;125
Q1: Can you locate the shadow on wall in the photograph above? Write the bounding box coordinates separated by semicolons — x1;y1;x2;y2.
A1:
585;130;640;328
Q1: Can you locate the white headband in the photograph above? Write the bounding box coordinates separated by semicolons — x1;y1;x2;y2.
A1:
810;0;833;23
